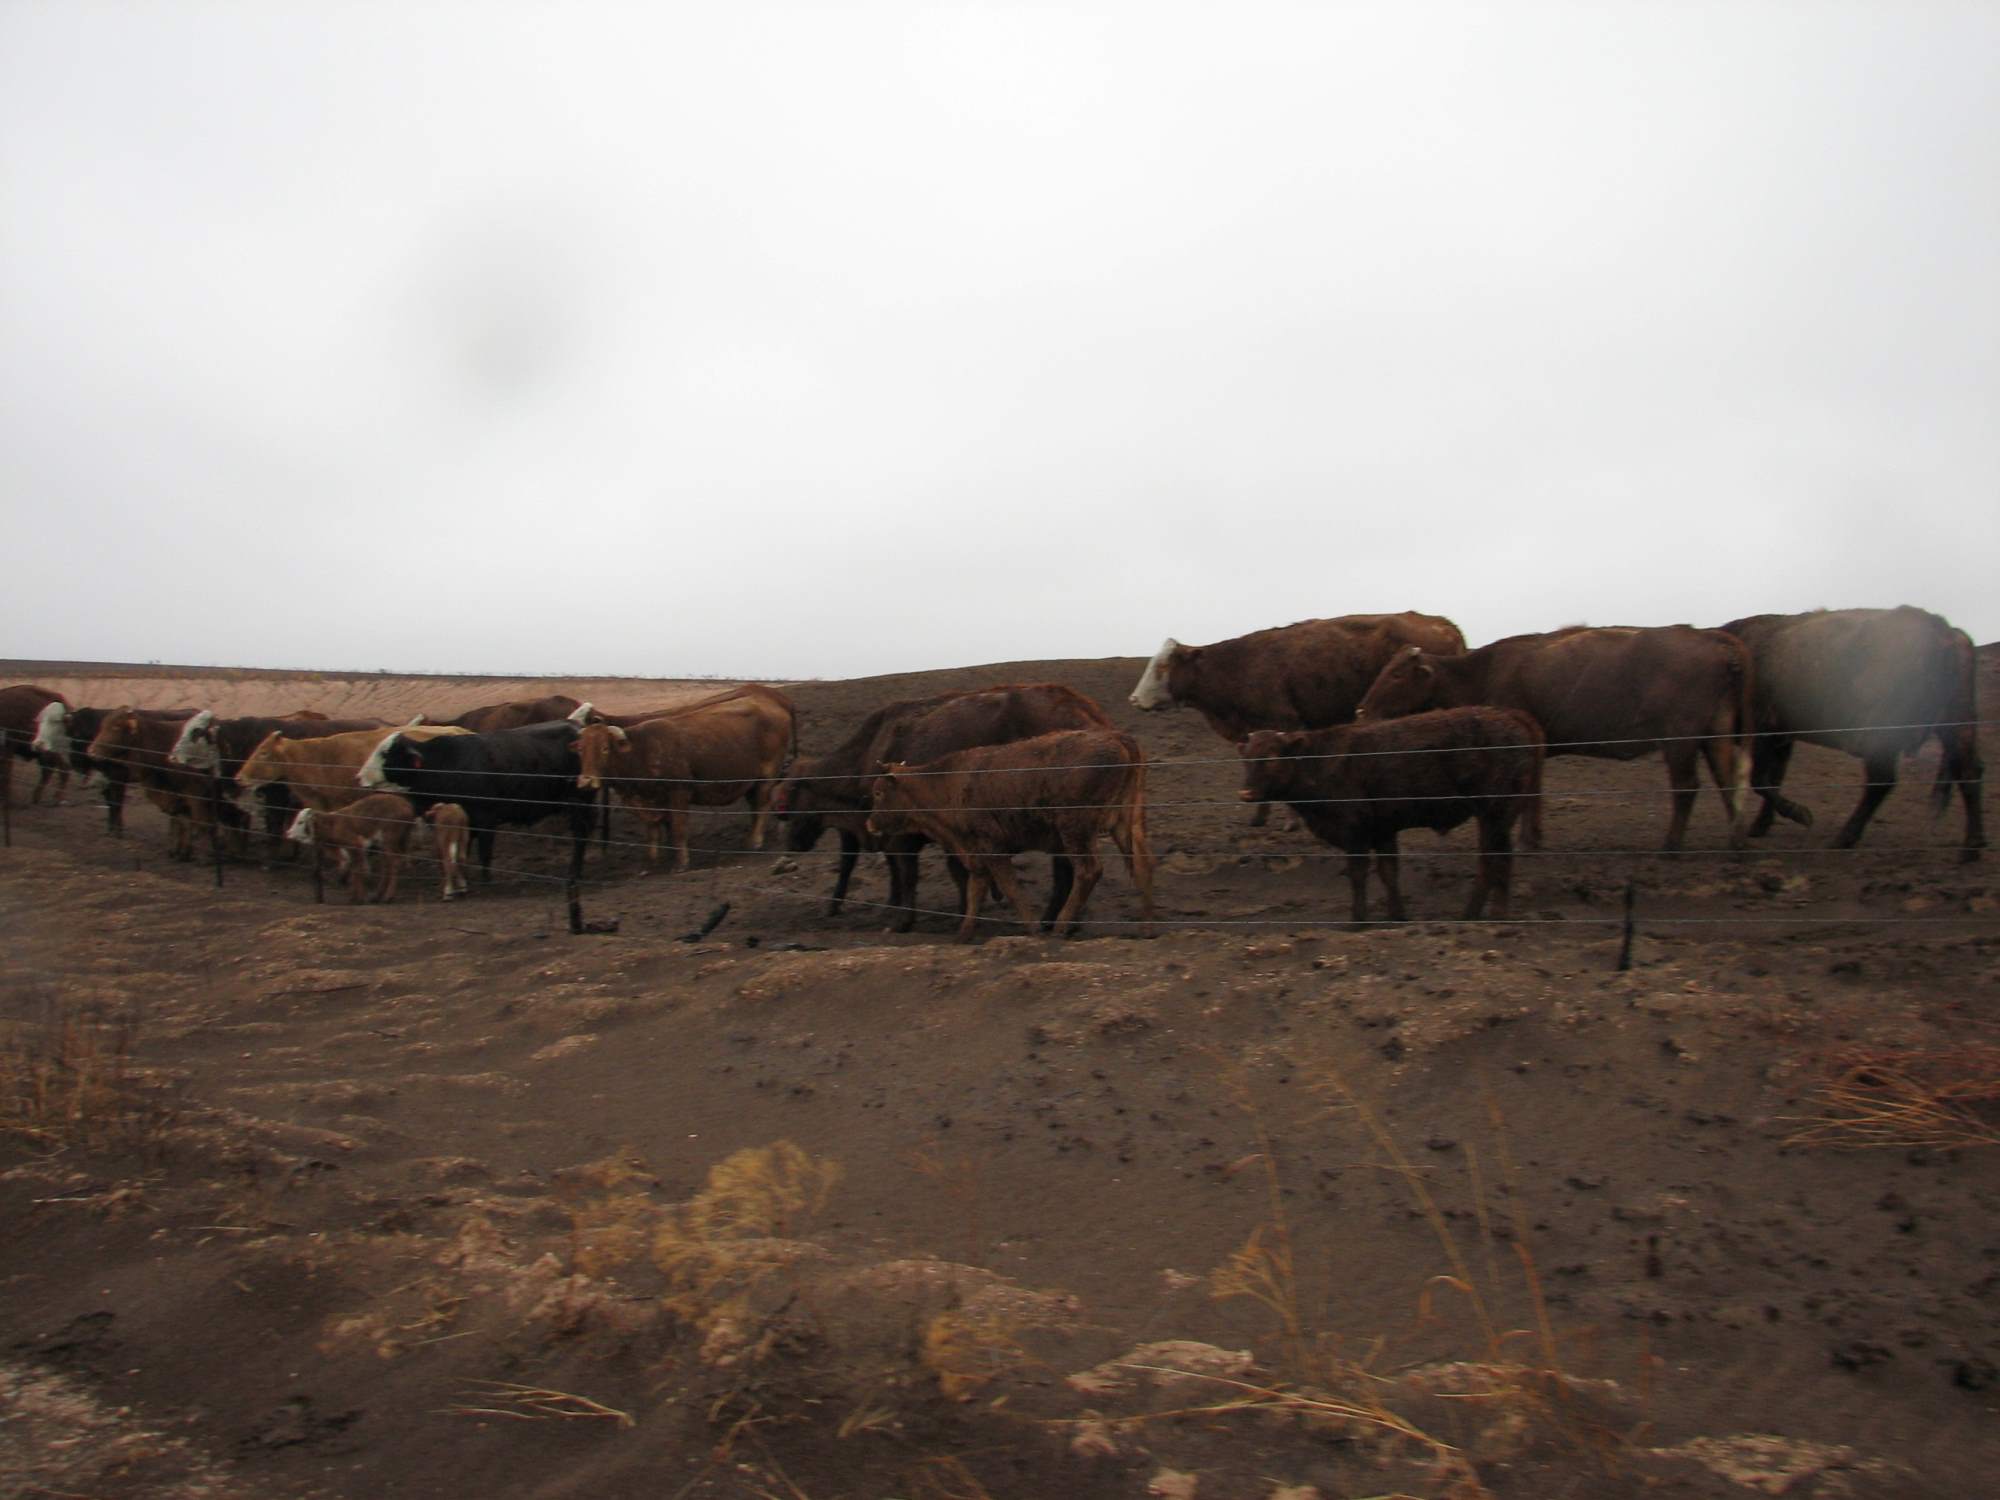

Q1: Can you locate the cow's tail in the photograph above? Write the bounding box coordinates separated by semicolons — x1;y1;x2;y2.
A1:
1116;741;1156;919
1723;632;1756;839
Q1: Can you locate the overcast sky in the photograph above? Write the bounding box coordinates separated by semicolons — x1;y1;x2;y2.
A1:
3;2;1995;678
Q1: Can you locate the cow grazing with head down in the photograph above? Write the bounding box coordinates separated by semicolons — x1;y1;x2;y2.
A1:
1718;607;1984;860
35;704;197;834
360;721;592;883
1239;708;1544;923
574;689;796;871
776;683;1114;927
865;728;1155;941
1130;613;1466;827
288;794;422;903
1355;625;1753;851
442;696;586;733
2;686;70;810
236;724;472;820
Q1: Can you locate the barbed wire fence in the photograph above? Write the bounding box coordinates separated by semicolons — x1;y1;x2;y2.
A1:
4;710;1990;969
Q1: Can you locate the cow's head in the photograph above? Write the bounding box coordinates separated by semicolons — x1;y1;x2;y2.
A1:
30;701;69;757
1237;729;1305;804
573;723;627;789
1353;646;1436;723
358;731;418;791
864;762;916;839
168;709;219;771
85;708;140;764
235;730;287;796
1129;638;1199;711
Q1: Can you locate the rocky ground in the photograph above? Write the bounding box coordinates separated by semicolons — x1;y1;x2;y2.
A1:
2;650;1995;1499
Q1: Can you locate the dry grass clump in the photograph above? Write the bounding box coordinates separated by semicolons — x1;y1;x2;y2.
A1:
1171;1063;1633;1498
0;1000;173;1153
653;1141;842;1347
1785;1043;2000;1151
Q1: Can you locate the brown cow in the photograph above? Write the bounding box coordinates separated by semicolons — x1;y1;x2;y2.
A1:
85;709;240;859
289;794;420;903
2;685;69;810
776;683;1113;925
1238;708;1544;923
574;691;796;870
573;684;797;732
443;696;586;732
1130;613;1466;827
34;704;196;834
236;725;472;812
864;728;1155;941
1719;607;1984;860
1355;626;1753;851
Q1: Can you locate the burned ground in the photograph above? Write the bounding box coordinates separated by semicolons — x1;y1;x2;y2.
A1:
2;651;1996;1499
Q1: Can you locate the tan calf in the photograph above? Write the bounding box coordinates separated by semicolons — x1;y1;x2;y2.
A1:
289;793;418;903
424;802;473;899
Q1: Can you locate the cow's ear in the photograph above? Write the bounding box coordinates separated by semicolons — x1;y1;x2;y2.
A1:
406;749;424;769
1416;661;1436;679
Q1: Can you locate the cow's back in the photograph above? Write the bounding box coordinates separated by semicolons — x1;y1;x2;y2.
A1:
1467;627;1740;753
881;683;1113;765
1191;613;1466;733
1725;607;1972;758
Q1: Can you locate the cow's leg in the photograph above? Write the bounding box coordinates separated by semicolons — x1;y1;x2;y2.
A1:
981;858;1042;934
1661;745;1700;851
1054;849;1103;936
669;796;692;873
954;864;993;942
1936;724;1986;862
1747;736;1811;835
105;779;127;836
887;842;920;932
1700;736;1751;850
1246;800;1271;829
376;839;405;903
827;830;860;915
745;783;775;851
475;825;497;879
348;840;372;902
1373;836;1408;923
1832;753;1899;850
1345;852;1371;924
1040;856;1074;931
1467;812;1512;919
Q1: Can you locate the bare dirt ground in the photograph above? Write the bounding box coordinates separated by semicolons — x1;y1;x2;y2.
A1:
3;652;1996;1500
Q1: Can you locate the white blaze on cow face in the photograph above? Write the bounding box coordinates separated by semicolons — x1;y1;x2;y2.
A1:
568;702;595;724
169;710;223;771
31;702;69;756
358;731;406;790
1129;638;1182;711
286;808;318;843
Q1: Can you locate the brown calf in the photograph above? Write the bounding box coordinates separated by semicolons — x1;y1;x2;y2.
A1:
1356;625;1752;851
865;728;1155;941
574;692;795;871
1239;707;1544;923
236;725;472;812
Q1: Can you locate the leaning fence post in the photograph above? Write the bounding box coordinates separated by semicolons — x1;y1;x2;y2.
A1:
1615;878;1636;971
567;878;584;935
211;770;226;888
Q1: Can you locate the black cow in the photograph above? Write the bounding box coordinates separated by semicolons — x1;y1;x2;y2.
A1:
1238;706;1545;923
359;721;590;883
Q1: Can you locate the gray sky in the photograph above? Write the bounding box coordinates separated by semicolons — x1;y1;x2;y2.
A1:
4;2;1996;678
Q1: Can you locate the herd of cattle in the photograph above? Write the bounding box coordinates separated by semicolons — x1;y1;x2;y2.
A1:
0;606;1985;936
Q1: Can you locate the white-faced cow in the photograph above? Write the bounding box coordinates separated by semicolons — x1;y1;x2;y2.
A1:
1130;613;1466;826
1355;626;1752;851
1719;607;1984;860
